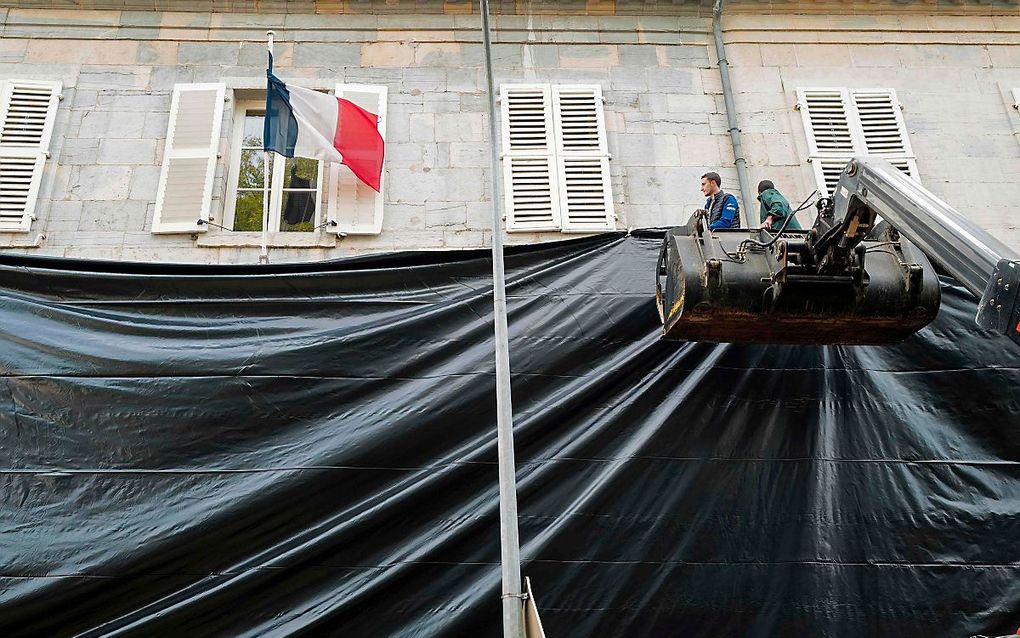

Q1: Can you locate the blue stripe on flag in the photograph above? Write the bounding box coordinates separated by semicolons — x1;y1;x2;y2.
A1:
264;62;298;157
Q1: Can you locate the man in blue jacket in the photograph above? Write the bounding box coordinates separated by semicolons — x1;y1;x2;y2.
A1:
700;171;741;230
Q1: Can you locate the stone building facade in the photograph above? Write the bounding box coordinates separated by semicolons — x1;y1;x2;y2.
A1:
0;0;1018;264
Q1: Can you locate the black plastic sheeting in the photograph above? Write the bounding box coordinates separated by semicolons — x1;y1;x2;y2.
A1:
2;231;1019;638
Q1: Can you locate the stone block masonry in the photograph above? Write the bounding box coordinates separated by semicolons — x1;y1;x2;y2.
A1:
0;7;1018;261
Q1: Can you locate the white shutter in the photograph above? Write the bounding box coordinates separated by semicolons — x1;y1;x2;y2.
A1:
812;159;913;199
811;158;851;199
327;83;386;235
552;85;615;232
797;88;855;157
151;83;225;234
849;89;918;182
850;90;910;155
501;84;560;232
0;80;61;233
798;87;918;196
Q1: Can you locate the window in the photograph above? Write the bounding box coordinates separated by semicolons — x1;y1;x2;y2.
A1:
224;101;323;234
0;79;61;233
499;84;615;233
796;87;918;196
154;82;387;239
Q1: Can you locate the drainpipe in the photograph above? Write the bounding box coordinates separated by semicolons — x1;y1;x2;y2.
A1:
713;0;753;228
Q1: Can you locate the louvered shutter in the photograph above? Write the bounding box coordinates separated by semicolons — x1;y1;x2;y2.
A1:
151;83;225;234
797;88;854;157
327;83;386;235
553;85;615;232
0;80;61;232
501;84;560;232
797;88;855;196
850;88;918;181
798;87;918;196
810;159;852;199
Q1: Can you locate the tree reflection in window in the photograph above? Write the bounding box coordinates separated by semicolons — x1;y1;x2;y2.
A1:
281;157;318;231
233;110;319;232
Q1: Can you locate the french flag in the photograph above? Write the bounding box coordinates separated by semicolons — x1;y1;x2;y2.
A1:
264;58;385;192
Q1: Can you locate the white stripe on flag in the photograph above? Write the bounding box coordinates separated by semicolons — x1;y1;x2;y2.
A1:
285;84;344;164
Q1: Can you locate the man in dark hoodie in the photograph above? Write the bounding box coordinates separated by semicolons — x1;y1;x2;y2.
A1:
757;179;801;231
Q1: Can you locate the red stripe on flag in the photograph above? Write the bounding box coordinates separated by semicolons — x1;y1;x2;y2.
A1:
333;98;385;192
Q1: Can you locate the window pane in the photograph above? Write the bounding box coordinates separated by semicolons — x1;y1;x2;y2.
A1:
279;190;317;232
233;191;265;231
283;157;319;189
237;150;269;189
243;112;265;148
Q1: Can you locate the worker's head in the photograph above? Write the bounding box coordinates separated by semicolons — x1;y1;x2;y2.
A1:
757;180;775;195
701;172;722;196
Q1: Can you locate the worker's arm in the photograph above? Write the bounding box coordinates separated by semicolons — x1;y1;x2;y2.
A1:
709;195;739;230
763;193;789;224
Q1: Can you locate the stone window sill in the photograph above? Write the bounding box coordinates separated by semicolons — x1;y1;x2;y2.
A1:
196;232;338;249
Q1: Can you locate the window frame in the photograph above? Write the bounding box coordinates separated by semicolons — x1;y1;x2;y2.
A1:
221;98;325;236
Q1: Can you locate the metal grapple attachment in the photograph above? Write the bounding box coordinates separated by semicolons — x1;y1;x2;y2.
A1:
655;207;941;345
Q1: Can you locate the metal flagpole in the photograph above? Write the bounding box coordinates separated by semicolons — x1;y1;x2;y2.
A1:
479;2;525;637
261;30;275;265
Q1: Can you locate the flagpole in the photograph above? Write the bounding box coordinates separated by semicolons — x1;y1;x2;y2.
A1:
479;2;525;637
261;30;275;265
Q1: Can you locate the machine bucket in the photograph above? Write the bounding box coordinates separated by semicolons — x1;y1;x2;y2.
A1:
654;227;941;346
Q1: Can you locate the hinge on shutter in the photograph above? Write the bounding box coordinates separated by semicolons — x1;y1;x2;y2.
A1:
58;94;64;101
794;102;802;111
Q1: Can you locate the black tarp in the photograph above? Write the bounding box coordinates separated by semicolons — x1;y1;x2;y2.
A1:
1;231;1019;637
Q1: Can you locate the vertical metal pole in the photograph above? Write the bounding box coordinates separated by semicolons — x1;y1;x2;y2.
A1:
712;0;754;228
479;2;525;637
261;31;275;265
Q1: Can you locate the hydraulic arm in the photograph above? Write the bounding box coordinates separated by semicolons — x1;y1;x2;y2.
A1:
829;157;1020;344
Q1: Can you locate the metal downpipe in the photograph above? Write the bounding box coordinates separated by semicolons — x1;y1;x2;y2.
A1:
713;0;754;228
